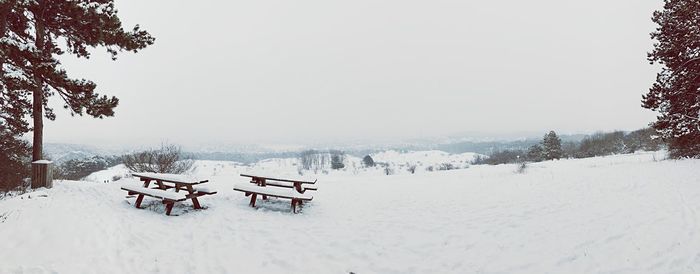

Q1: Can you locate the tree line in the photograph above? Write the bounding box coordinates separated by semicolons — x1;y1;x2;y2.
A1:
474;128;663;165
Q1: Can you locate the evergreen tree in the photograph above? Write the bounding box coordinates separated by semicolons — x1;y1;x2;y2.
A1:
643;0;700;158
526;144;544;162
542;131;562;160
362;155;375;167
0;0;155;162
0;123;30;191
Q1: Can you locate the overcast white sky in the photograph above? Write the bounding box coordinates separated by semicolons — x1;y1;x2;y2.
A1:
46;0;662;147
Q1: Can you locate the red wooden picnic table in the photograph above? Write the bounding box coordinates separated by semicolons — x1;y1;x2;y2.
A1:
240;173;316;193
125;172;215;215
237;174;317;213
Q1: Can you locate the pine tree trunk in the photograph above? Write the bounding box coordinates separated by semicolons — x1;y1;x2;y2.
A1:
31;2;46;161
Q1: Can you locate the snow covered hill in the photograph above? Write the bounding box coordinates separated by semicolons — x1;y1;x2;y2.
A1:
1;151;699;273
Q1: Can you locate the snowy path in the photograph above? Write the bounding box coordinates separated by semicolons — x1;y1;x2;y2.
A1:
1;153;700;273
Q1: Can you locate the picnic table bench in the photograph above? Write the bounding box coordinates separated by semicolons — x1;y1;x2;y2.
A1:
234;174;317;213
121;172;217;215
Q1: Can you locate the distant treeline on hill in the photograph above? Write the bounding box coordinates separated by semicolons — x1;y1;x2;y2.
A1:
188;151;299;164
473;128;663;165
35;128;663;184
436;135;587;155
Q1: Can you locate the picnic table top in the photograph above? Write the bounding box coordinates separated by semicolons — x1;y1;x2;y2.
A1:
240;174;316;184
132;172;209;185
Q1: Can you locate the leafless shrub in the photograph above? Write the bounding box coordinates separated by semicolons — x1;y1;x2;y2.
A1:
112;175;123;182
407;164;417;174
122;144;194;174
438;163;456;171
426;166;434;172
516;162;528;174
384;166;394;175
299;150;329;171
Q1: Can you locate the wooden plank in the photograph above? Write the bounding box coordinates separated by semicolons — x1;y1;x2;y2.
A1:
132;172;208;185
233;186;313;201
256;181;318;191
120;187;188;202
240;174;316;184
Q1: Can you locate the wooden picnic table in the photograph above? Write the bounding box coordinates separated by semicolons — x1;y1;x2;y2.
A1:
237;174;317;213
122;172;216;215
240;173;316;193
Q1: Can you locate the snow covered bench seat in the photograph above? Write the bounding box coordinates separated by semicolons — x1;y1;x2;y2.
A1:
121;184;188;201
234;183;313;213
255;180;318;192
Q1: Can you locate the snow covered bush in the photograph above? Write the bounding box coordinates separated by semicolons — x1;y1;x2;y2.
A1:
122;144;194;174
330;150;346;170
438;163;456;171
384;166;394;175
516;162;528;174
407;164;417;174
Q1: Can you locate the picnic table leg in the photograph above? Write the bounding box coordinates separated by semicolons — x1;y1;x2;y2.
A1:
261;179;268;200
249;193;257;207
135;194;145;208
294;183;304;206
141;179;151;188
291;199;298;213
186;185;202;210
165;202;174;216
191;197;202;209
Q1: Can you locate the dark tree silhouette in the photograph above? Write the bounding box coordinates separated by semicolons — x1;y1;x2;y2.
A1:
542;131;562;160
643;0;700;158
0;0;155;162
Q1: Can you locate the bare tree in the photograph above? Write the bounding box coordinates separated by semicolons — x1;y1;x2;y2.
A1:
122;144;194;174
407;164;417;174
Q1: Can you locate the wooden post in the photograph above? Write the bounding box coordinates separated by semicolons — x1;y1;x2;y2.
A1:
31;160;53;189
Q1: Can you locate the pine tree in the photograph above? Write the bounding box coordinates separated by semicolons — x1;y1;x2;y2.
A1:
0;122;30;191
643;0;700;158
362;155;375;167
542;131;562;160
526;144;544;162
0;0;155;162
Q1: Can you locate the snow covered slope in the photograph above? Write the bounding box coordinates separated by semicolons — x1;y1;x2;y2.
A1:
1;151;699;273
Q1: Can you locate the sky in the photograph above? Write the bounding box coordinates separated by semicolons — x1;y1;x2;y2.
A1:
45;0;663;148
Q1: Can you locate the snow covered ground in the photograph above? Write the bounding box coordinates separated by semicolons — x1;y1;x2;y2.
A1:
2;151;700;273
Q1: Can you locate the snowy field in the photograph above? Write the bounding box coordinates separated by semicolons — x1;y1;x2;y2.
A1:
2;151;700;273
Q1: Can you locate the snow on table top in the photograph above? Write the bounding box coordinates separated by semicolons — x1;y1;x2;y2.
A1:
233;183;313;200
241;174;316;184
131;172;206;184
120;183;187;201
263;180;318;190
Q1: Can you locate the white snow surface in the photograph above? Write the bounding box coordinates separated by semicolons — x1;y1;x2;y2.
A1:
2;151;700;273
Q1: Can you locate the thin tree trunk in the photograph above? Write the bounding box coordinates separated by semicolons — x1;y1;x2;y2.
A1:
32;2;46;161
